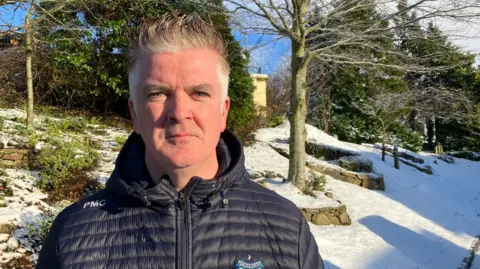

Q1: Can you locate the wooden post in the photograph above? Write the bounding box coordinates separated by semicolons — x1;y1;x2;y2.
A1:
393;144;400;169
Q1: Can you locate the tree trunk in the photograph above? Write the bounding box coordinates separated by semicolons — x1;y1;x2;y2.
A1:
426;116;435;150
393;144;400;169
25;4;35;130
288;40;310;191
382;140;386;161
322;88;332;134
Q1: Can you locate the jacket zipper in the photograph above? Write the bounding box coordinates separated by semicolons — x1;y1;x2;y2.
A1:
178;192;188;269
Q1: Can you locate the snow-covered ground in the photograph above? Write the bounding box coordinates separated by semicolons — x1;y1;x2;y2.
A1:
246;122;480;269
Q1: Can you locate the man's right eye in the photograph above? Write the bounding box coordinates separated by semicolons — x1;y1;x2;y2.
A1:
147;92;165;98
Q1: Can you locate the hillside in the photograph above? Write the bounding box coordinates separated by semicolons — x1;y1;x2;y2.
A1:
0;108;479;269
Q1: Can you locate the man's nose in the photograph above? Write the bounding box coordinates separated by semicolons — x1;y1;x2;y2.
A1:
167;92;192;122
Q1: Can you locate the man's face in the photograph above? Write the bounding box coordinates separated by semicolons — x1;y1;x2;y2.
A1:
129;48;230;170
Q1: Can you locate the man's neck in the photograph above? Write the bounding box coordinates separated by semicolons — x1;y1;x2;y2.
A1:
145;150;219;192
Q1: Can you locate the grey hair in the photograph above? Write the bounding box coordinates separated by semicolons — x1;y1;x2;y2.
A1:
127;13;230;113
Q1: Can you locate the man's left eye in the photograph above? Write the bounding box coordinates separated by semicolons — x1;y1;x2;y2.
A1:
194;92;209;97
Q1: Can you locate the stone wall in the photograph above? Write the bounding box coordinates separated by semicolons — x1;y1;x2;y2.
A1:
269;143;385;191
0;149;28;168
307;162;385;191
299;205;351;226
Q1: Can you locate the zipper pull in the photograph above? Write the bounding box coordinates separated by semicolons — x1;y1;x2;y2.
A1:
178;192;186;211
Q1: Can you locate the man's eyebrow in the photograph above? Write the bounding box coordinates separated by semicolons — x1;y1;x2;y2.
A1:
187;84;213;92
142;84;172;91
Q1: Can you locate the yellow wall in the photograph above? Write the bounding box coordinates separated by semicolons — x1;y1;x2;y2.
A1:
250;73;268;108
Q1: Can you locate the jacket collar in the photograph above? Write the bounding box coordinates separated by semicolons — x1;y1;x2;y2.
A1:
105;129;247;208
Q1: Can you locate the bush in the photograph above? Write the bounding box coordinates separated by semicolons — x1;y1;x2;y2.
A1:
338;156;373;173
312;173;326;191
266;116;284;128
448;151;480;162
390;123;424;152
36;138;98;194
330;114;381;144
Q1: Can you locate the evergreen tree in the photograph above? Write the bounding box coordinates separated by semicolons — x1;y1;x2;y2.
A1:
307;0;412;147
36;0;255;134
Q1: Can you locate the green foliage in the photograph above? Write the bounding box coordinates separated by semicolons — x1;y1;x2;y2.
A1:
114;136;127;151
36;0;255;136
312;173;326;192
330;114;381;144
27;201;69;242
448;151;480;162
36;138;98;192
266;116;284;128
114;136;127;146
389;123;424;152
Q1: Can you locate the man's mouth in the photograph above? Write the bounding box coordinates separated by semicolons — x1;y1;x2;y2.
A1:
167;133;193;138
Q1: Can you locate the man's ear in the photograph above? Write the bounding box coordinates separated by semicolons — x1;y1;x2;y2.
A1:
128;98;140;134
221;96;230;131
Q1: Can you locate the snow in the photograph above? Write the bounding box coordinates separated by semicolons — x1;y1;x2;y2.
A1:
246;123;480;269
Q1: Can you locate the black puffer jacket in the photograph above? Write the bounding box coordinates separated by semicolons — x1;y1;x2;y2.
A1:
36;130;323;269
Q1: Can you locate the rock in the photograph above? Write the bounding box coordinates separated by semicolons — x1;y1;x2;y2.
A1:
16;248;27;254
0;243;7;251
7;237;19;250
34;141;45;152
328;216;341;225
2;151;23;161
438;155;455;164
300;210;313;222
312;213;330;225
324;192;333;199
264;170;278;179
6;140;19;147
0;160;15;167
399;152;424;164
339;211;351;225
249;172;263;179
0;234;9;243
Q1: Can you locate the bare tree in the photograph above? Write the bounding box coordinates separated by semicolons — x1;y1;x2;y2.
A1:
226;0;480;189
1;0;79;129
267;65;291;117
355;91;412;161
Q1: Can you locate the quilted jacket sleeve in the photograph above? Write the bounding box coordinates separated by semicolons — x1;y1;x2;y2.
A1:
36;213;63;269
299;216;324;269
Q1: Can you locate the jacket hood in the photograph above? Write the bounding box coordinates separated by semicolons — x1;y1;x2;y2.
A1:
105;129;248;208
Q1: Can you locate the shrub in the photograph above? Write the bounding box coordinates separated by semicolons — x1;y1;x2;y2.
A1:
114;136;127;146
266;116;284;128
390;123;424;152
312;173;326;191
36;138;98;194
114;136;128;151
448;151;480;162
338;156;373;173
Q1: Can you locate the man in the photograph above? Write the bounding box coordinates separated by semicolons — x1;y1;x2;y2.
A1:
36;13;323;269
